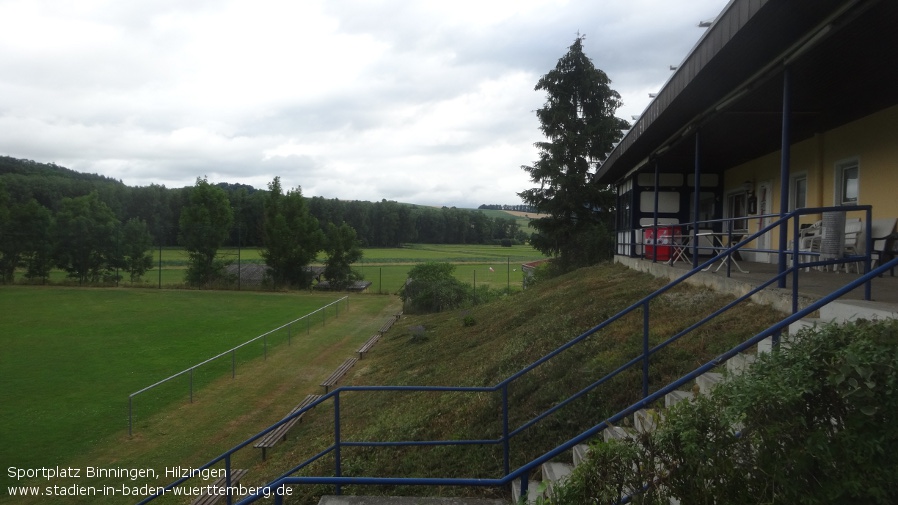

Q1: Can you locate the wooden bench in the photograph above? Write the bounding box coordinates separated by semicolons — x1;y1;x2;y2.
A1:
190;468;248;505
321;358;358;393
378;316;397;334
253;394;321;460
357;334;381;359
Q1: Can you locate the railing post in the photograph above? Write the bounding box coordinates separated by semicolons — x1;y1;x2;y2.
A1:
334;392;342;495
225;454;233;505
865;207;872;300
778;67;792;289
519;475;529;503
642;300;650;399
502;384;510;476
792;214;800;315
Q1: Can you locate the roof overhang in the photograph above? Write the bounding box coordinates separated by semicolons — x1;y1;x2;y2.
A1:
595;0;898;182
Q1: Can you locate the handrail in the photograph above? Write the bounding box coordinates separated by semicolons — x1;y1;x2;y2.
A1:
138;205;887;505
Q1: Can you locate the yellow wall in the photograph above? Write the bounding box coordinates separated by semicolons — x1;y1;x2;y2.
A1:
722;104;898;251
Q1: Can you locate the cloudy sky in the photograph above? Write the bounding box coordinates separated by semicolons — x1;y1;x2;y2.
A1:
0;0;727;208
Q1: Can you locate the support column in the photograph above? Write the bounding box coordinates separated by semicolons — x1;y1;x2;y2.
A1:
778;68;792;288
692;130;701;269
652;158;660;262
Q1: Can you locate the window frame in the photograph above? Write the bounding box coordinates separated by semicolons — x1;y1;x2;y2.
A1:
790;172;808;211
835;159;860;206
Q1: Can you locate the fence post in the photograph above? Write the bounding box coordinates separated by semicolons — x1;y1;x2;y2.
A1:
190;369;193;403
232;350;235;379
643;300;650;399
129;396;133;437
288;324;291;346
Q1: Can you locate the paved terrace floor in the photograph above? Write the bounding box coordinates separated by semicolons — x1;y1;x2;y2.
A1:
617;254;898;314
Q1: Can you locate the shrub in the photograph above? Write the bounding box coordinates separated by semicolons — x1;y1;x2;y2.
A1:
549;319;898;504
399;262;470;313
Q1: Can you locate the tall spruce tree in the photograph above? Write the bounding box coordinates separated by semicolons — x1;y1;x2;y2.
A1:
519;36;628;269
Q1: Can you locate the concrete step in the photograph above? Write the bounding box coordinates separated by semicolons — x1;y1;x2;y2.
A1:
725;352;756;377
665;390;692;408
510;479;542;505
603;425;635;443
788;317;823;336
319;497;506;505
696;372;723;395
634;408;662;433
819;299;898;322
541;461;573;497
572;444;590;466
758;333;795;354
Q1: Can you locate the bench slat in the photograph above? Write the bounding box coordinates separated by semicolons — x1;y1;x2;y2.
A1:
378;315;397;334
321;358;358;393
357;334;381;358
253;394;322;459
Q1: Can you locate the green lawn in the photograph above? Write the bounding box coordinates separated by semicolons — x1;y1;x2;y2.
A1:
0;287;382;495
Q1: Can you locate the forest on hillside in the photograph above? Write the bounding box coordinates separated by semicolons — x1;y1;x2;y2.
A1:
0;156;530;250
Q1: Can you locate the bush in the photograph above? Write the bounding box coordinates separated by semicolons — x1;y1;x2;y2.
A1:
550;319;898;504
399;262;470;313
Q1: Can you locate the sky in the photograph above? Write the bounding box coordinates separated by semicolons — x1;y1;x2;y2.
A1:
0;0;728;208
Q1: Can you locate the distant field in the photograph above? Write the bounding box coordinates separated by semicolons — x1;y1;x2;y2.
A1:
0;287;391;495
119;244;547;292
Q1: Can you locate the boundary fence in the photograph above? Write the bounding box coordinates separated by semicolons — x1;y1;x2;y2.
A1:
128;296;350;436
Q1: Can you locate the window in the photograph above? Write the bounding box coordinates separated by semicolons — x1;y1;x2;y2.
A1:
837;160;859;205
727;191;748;232
790;174;807;210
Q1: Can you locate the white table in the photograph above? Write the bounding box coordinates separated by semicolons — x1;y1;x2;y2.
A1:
696;232;750;273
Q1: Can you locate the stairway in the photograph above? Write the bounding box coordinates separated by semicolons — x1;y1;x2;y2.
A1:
516;298;898;504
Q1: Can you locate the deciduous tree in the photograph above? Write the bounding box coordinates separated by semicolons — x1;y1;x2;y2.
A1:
121;218;154;282
55;191;120;283
261;177;323;289
178;177;233;288
322;222;363;290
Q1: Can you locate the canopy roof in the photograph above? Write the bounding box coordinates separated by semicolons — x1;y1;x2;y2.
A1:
596;0;898;181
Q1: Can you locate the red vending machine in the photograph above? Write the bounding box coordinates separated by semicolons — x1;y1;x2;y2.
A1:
644;226;676;262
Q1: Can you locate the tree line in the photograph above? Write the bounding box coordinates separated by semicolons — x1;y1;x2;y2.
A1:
0;157;530;286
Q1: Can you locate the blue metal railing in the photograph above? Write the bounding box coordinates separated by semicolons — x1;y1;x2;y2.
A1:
136;206;891;505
